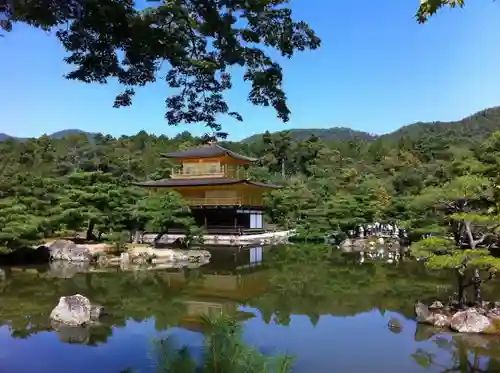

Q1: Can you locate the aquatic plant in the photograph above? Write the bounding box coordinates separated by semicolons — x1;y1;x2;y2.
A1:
151;315;294;373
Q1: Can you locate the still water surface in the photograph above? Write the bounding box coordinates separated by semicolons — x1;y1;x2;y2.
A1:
1;245;500;373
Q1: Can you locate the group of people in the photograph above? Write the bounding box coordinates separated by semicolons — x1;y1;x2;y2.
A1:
347;222;406;239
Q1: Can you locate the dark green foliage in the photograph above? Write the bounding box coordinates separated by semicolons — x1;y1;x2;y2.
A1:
1;106;500;250
0;134;203;249
408;136;500;305
243;127;377;143
242;106;500;145
416;0;465;23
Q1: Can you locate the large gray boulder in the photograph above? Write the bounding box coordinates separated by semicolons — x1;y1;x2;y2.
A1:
450;308;492;333
48;240;92;262
49;294;103;326
415;302;500;334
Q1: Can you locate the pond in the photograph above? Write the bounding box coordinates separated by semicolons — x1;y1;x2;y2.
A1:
1;244;500;373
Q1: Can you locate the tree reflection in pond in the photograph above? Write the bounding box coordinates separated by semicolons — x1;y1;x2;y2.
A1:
251;245;455;321
413;325;500;372
2;244;500;372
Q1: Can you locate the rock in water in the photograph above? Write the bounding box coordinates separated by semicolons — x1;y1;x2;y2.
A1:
49;240;92;262
50;294;101;326
388;318;403;333
415;302;433;324
429;300;444;310
415;301;451;328
90;305;104;320
120;252;130;264
340;239;352;249
450;308;492;333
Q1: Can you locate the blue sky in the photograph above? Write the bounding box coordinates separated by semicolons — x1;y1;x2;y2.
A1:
1;0;499;141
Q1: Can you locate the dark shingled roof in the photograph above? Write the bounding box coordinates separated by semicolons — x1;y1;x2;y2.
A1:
161;143;258;162
132;178;281;189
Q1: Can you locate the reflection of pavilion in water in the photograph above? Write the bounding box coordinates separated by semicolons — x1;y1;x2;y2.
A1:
170;245;270;331
0;245;272;338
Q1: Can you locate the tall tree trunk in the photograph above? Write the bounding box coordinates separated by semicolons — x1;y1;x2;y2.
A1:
398;246;405;262
472;269;482;304
86;220;95;241
452;221;463;247
133;230;141;244
153;229;168;247
457;270;466;307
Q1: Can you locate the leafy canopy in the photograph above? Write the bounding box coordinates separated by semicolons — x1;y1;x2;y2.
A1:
1;0;320;135
412;237;500;271
416;0;465;23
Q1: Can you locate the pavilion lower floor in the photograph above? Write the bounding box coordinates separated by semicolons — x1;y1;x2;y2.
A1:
168;207;266;235
141;229;294;246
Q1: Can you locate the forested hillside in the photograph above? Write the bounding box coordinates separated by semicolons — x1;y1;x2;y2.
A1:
243;106;500;143
0;129;94;142
242;127;377;143
3;106;500;145
1;105;500;251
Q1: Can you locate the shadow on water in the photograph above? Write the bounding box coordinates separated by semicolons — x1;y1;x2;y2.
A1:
1;244;500;372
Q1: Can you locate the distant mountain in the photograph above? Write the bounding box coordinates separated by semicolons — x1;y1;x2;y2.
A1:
0;129;94;142
243;127;377;143
0;133;19;142
381;106;500;143
49;129;93;139
241;106;500;144
2;106;500;145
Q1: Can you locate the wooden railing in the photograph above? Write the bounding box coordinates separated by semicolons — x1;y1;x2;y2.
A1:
170;165;247;179
183;197;263;206
184;197;243;206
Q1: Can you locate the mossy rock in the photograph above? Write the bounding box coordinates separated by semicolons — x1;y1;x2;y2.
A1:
484;317;500;334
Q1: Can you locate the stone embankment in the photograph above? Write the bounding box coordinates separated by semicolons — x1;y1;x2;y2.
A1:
339;236;407;251
415;301;500;334
40;239;211;266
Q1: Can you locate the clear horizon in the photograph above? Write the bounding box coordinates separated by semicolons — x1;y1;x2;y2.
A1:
1;1;500;141
0;102;495;141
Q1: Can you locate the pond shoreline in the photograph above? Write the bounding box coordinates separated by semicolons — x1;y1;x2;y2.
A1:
0;238;212;267
416;300;500;335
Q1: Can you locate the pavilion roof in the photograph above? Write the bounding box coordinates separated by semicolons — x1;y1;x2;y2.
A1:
132;177;281;189
161;143;258;162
